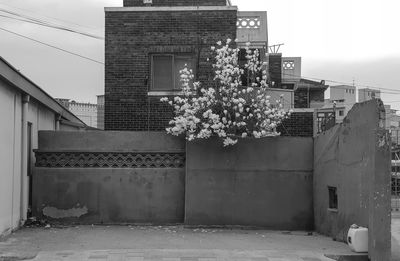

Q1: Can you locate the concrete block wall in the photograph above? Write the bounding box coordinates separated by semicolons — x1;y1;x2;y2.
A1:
104;7;237;131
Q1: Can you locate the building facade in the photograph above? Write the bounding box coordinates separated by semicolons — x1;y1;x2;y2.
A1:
358;88;381;103
322;85;356;123
270;56;328;109
104;0;321;137
56;99;98;128
0;57;85;236
105;0;238;131
97;95;105;130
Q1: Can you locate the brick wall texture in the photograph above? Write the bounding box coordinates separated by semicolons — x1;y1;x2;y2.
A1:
105;4;315;137
277;112;314;137
105;8;237;131
124;0;227;7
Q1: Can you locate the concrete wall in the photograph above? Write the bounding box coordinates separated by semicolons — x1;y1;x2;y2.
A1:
314;100;391;261
0;79;57;236
37;131;185;152
185;136;314;230
34;168;184;224
33;131;186;224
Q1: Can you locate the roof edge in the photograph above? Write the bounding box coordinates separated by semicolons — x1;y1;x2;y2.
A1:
0;56;86;126
105;6;238;12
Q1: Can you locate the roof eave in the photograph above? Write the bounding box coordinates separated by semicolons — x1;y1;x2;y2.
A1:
0;57;86;127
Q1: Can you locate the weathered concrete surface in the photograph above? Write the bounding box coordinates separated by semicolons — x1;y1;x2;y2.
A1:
185;136;314;230
33;168;185;224
314;100;391;261
37;131;185;152
34;131;186;224
392;214;400;261
0;226;360;261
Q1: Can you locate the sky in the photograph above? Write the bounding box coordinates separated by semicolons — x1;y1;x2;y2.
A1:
0;0;399;108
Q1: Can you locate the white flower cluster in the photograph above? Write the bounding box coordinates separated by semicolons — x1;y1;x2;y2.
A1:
161;39;291;146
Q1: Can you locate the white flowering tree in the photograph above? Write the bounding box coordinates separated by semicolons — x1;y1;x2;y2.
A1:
160;39;292;146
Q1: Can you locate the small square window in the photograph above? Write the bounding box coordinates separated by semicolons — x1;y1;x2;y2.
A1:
328;186;338;210
151;54;195;91
339;110;344;116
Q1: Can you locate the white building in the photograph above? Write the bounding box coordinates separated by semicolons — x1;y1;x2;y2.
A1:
359;88;381;103
0;57;85;236
322;85;356;123
97;95;105;130
385;105;400;130
56;99;98;128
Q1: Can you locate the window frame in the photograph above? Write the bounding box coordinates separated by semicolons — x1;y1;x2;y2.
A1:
328;186;338;212
150;53;195;92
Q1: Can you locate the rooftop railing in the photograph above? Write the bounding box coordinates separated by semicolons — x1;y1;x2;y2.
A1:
236;11;268;48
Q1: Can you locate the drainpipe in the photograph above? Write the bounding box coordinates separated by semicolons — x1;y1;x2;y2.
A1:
55;114;61;131
20;94;30;224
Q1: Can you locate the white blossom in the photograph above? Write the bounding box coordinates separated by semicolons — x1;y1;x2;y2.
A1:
160;39;290;146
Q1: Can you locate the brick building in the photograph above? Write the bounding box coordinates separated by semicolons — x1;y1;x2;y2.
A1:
105;0;238;131
104;0;321;137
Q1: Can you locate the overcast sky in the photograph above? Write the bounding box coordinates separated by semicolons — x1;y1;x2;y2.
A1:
0;0;399;108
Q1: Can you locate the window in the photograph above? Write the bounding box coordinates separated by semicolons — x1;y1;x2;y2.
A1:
151;54;195;91
328;186;338;210
239;48;262;87
339;110;344;116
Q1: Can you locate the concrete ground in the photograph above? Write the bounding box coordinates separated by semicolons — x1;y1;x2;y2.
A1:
0;225;366;261
393;212;400;261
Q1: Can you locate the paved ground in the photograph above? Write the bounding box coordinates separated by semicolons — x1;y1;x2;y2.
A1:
393;212;400;261
0;225;363;261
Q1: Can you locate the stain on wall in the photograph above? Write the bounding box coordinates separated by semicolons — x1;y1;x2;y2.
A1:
43;206;88;219
33;132;185;224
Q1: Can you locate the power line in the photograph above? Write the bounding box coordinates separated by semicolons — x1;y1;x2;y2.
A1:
282;72;400;94
0;26;104;65
0;1;102;32
0;8;104;40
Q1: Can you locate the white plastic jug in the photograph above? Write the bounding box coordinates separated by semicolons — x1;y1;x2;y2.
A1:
347;224;368;253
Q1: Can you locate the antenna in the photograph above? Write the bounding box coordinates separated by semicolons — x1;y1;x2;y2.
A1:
268;43;284;53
